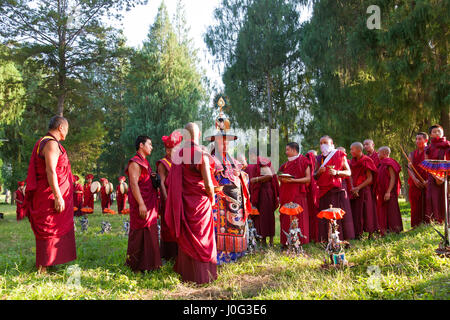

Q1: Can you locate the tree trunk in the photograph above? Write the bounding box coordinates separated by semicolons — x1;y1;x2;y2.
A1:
440;108;450;137
266;73;273;141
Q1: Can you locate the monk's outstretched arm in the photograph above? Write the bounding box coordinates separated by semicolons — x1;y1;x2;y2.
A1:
157;163;168;201
44;140;65;213
128;162;147;219
200;155;214;202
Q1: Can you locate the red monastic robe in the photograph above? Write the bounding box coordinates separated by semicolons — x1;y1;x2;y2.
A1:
156;156;178;261
116;184;128;214
368;151;381;168
278;155;310;245
83;182;94;209
425;137;450;224
125;153;161;272
376;158;403;235
24;133;76;267
305;152;319;242
408;149;427;227
245;157;279;238
316;150;355;241
349;155;379;237
100;184;111;213
165;142;217;284
73;182;83;216
15;189;26;221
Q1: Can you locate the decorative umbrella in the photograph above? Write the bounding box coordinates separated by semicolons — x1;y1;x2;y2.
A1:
419;159;450;247
317;205;346;220
250;205;260;216
279;202;303;216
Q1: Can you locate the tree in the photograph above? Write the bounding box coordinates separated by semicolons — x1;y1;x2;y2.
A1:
121;2;209;164
0;0;148;116
0;45;25;125
205;0;312;162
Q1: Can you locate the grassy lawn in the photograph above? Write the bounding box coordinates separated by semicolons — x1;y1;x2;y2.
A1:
0;198;448;300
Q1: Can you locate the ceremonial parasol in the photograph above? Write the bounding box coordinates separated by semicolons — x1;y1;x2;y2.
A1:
280;202;303;216
250;205;260;216
317;205;346;220
419;159;450;248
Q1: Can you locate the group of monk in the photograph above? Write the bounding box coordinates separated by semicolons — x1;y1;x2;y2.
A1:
14;114;450;284
74;174;129;215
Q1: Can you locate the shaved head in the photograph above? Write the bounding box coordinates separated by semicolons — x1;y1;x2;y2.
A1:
184;122;200;142
378;146;391;159
351;142;364;151
363;139;375;154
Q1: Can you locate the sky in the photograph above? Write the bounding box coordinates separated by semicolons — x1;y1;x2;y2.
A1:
121;0;224;89
120;0;313;92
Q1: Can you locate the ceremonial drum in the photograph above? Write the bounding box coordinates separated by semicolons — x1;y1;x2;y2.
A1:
119;182;128;195
90;181;101;193
105;182;114;195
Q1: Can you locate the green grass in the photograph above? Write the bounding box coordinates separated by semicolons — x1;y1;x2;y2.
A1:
0;199;448;300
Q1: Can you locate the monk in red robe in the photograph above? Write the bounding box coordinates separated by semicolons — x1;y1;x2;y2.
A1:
116;176;128;214
408;132;428;228
349;142;379;239
278;142;311;247
15;181;26;221
156;130;183;261
364;139;380;168
305;150;319;243
425;125;450;224
125;135;161;272
83;174;94;210
165;123;217;284
24;116;76;273
72;175;83;217
314;136;355;241
376;147;403;235
100;178;111;213
245;151;280;247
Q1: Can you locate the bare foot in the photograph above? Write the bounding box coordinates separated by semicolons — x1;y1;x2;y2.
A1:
37;265;47;274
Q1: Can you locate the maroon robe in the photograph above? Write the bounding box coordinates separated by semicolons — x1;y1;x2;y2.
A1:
425;137;450;224
376;158;403;235
278;155;310;245
245;157;279;238
73;182;83;217
165;142;217;284
408;149;427;227
156;156;178;261
305;152;319;242
116;184;128;214
125;153;161;272
316;151;355;241
15;189;26;221
83;182;94;209
349;155;379;237
24;133;76;267
100;184;111;213
368;151;380;168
